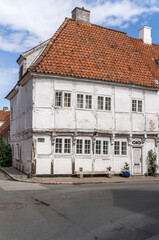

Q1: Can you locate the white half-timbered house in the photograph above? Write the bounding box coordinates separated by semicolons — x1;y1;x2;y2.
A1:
6;7;159;176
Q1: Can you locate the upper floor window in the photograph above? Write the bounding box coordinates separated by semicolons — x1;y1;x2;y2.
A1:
98;96;111;111
114;141;127;156
55;91;71;108
76;139;91;154
132;99;142;112
77;94;92;110
19;65;23;79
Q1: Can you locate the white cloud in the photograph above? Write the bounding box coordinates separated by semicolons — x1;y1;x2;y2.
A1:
0;0;159;53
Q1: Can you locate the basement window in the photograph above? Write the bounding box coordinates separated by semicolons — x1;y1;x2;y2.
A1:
153;59;159;66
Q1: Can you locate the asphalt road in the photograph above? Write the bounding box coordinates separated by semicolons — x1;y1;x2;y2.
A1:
0;174;159;240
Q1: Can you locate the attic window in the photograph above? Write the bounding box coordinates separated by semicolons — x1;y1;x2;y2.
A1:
19;65;23;79
153;59;159;66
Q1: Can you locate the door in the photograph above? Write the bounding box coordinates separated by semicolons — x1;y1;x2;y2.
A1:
133;148;142;175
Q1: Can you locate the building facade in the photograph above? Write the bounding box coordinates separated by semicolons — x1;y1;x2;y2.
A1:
6;7;159;175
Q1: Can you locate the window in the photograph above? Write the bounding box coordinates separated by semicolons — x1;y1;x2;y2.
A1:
95;140;109;155
76;139;91;154
55;91;62;107
55;138;71;154
77;94;84;108
55;91;71;108
64;139;71;153
98;96;104;110
114;141;127;155
77;94;92;109
114;141;120;155
121;142;127;155
85;140;91;154
103;141;108;155
38;138;45;143
55;138;62;153
132;99;142;112
16;144;21;160
85;95;92;109
76;139;83;154
96;140;101;154
64;93;71;107
19;65;23;79
105;97;111;110
98;96;111;111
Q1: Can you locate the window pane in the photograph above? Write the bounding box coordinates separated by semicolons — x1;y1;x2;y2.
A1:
55;139;62;153
132;100;137;112
103;141;108;155
96;140;101;154
121;142;127;155
114;141;120;155
64;93;71;107
85;95;92;109
77;94;84;108
105;97;111;110
64;139;71;153
138;100;142;112
85;140;91;154
55;92;62;107
76;139;83;154
98;96;104;110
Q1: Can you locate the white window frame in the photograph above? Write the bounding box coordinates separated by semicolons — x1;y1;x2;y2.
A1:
55;137;72;155
76;93;92;110
16;143;21;160
76;138;92;155
95;139;109;155
97;95;111;111
132;99;143;113
114;140;127;156
55;91;71;108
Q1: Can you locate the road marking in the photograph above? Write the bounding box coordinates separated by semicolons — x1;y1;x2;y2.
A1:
0;181;48;191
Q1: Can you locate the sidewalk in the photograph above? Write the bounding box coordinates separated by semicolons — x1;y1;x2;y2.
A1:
1;166;159;185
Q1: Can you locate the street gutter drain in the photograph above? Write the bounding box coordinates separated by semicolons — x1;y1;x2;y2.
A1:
0;202;26;210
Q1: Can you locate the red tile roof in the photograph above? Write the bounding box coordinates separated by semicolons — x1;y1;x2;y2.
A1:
0;112;10;133
29;18;159;88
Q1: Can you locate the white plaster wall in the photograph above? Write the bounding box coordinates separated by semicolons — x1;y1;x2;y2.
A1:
54;157;72;174
132;114;145;132
94;158;111;171
36;158;51;175
115;87;130;113
75;157;92;171
115;113;130;131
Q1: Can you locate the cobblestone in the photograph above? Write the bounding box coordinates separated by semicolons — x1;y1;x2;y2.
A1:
1;167;159;184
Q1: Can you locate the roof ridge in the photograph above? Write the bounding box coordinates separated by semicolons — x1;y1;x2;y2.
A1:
29;18;70;72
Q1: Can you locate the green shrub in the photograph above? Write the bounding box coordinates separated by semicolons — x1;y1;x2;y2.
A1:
0;136;12;167
147;150;157;176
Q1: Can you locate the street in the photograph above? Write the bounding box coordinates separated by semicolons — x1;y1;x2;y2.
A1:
0;173;159;240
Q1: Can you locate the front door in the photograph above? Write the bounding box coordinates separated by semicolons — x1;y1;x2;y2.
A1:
133;148;142;175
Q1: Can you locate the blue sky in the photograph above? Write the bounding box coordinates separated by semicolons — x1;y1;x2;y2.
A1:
1;0;159;109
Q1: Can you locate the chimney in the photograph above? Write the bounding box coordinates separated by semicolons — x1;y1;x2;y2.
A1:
3;107;9;111
138;26;152;44
72;7;90;24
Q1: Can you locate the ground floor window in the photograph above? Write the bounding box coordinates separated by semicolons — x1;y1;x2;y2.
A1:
114;141;127;155
95;140;109;155
76;139;91;155
55;138;71;154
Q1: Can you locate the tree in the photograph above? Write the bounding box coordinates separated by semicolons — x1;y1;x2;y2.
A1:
0;136;12;167
147;150;157;176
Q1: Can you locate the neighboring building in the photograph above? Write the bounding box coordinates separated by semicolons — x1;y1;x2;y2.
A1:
0;107;10;144
6;7;159;175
